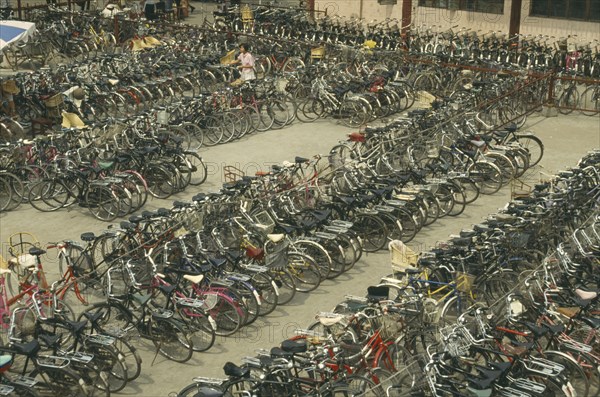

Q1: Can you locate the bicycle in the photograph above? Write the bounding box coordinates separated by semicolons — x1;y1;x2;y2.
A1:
78;260;194;363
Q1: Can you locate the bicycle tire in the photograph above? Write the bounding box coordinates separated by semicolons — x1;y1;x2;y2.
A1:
0;172;23;211
541;351;590;397
149;317;194;363
292;239;333;280
468;161;503;195
250;271;279;316
184;151;208;186
86;184;121;222
144;164;176;199
449;176;480;204
28;179;70;212
179;308;216;352
199;293;244;337
84;342;129;392
112;335;143;382
0;176;12;212
353;213;388;252
580;86;600;116
508;134;544;167
269;98;291;129
30;365;88;397
287;252;321;292
200;114;225;146
268;268;296;305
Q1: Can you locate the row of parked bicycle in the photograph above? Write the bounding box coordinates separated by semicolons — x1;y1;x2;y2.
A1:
216;3;600;78
0;105;211;218
0;89;549;395
174;149;600;396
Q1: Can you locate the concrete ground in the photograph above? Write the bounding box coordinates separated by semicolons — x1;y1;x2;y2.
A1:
1;4;600;396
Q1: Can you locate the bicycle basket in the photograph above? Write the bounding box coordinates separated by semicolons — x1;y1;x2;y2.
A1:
389;240;419;273
43;94;63;108
311;46;325;59
220;49;236;65
439;325;471;358
455;272;475;293
106;266;128;298
253;211;275;233
126;260;153;288
372;314;403;341
1;79;20;95
265;240;289;269
508;231;531;248
422;297;440;324
240;5;253;21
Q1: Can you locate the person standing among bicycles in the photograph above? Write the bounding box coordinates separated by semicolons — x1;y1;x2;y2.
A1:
140;0;158;20
234;43;256;81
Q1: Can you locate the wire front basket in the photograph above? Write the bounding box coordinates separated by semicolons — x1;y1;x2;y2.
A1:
265;240;289;269
455;271;475;293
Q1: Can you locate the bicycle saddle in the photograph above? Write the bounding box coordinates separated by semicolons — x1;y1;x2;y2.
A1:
223;362;250;378
80;232;96;242
28;247;46;256
38;334;62;349
294;156;309;164
11;340;40;357
192;193;207;202
281;338;307;354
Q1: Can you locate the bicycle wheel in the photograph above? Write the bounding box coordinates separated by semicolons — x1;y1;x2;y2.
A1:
31;365;88;397
232;281;260;326
580;86;600;116
117;172;147;212
268;268;296;305
281;56;305;73
269;98;291;129
485;152;516;185
218;112;238;143
433;183;456;218
200;115;224;146
84;342;129;393
180;121;204;150
292;239;333;280
184;152;207;186
180;308;216;352
395;209;418;244
111;183;133;217
149;317;194;363
112;335;143;382
253;102;275;132
542;351;590;397
558;88;580;115
178;383;228;397
28;179;70;212
468;161;502;195
508;134;544;167
287;253;321;293
86;184;120;222
297;97;325;123
339;99;369;128
0;177;12;212
446;184;466;217
203;294;243;337
250;271;279;316
449;176;479;205
439;293;476;326
144;164;175;199
57;244;95;282
0;172;23;211
353;213;387;252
